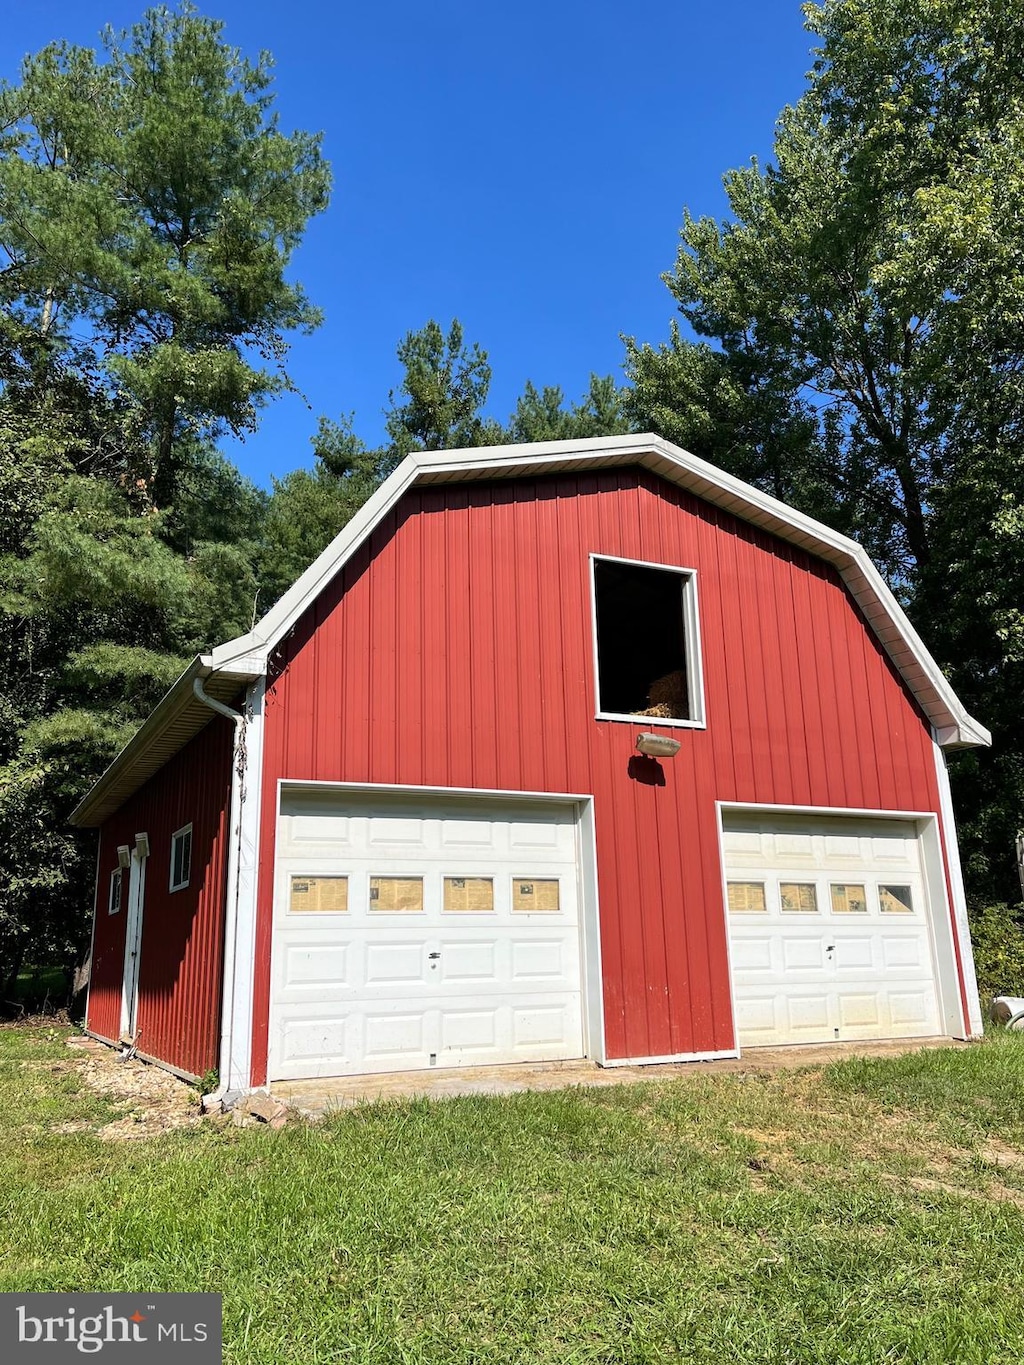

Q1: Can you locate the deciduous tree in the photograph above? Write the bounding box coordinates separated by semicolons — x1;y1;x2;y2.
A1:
627;0;1024;902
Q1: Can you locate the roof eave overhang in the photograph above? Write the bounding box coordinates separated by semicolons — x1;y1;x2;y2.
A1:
72;431;989;828
69;654;265;828
215;433;986;753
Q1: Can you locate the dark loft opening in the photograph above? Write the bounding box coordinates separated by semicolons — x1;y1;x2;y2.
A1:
593;558;692;720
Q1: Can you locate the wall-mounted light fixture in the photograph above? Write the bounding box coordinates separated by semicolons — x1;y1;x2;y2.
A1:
134;832;150;860
117;845;131;870
636;732;681;759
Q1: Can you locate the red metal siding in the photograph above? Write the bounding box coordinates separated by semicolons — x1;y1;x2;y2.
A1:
251;469;949;1082
86;718;233;1077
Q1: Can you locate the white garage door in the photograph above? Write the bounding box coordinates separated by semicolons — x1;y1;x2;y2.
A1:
270;790;585;1080
723;811;942;1047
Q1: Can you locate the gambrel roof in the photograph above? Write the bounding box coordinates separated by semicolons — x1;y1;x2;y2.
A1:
71;433;989;826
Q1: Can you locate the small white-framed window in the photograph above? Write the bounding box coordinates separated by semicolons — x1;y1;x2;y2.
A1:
108;868;123;915
169;824;193;892
590;554;705;727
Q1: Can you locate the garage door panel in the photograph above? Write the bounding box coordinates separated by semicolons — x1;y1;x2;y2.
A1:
363;1011;427;1062
889;991;935;1027
781;937;826;972
440;819;494;848
735;997;778;1039
837;994;881;1029
282;944;351;989
270;794;585;1080
511;999;580;1048
511;939;574;980
785;994;831;1034
832;939;874;971
881;936;927;970
777;833;813;857
279;1015;350;1067
288;814;353;845
824;834;860;859
725;812;941;1047
438;941;498;982
365;942;431;985
730;937;774;972
368;816;428;848
440;1008;498;1051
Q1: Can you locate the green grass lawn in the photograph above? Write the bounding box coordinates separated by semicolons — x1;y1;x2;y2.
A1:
3;1027;1024;1364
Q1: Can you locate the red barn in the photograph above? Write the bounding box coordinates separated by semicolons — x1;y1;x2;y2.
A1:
72;435;989;1101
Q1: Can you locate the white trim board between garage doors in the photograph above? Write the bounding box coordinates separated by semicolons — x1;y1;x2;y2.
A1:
268;783;606;1080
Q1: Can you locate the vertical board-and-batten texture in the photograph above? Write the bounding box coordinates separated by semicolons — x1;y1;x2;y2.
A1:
251;469;948;1083
86;719;233;1077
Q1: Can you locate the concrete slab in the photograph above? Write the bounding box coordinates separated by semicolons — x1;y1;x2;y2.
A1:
270;1036;966;1119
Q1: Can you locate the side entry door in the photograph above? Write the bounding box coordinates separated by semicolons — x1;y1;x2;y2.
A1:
119;833;150;1041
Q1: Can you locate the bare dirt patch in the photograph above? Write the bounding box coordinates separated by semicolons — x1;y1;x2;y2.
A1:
60;1035;203;1140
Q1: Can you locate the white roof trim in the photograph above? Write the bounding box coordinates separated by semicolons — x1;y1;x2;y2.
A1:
76;432;988;825
211;432;988;751
69;655;262;827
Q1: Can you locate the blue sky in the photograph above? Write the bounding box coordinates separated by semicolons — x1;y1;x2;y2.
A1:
5;2;817;488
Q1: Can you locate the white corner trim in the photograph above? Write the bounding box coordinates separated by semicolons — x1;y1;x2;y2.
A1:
931;736;984;1037
714;802;743;1057
575;795;606;1066
219;678;266;1098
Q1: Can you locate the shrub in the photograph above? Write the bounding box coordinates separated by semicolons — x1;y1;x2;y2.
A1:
968;903;1024;1003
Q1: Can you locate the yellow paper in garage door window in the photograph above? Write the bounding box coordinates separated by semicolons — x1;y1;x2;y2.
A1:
780;882;818;913
512;878;560;912
727;881;767;912
289;875;349;913
369;877;424;912
443;877;494;912
830;883;868;914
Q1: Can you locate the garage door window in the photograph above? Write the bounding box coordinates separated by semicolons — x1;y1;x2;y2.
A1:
591;555;703;725
880;884;914;915
369;877;423;912
830;883;868;914
443;877;494;913
290;876;349;913
780;883;818;913
513;878;560;912
727;881;767;912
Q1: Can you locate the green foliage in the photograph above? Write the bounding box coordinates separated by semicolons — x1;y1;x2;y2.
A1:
257;417;393;608
506;374;633;444
0;1;330;506
968;904;1024;1003
384;319;503;458
628;0;1024;900
0;5;327;1002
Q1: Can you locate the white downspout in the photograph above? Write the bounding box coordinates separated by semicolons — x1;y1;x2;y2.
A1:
193;677;246;1109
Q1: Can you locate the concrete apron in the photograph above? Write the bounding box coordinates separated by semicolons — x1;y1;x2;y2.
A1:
270;1036;965;1120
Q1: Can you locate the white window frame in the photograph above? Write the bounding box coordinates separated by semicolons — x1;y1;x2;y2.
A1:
108;868;123;915
589;552;707;729
169;824;193;893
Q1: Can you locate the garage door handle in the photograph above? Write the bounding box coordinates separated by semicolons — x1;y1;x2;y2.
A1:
428;952;441;960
